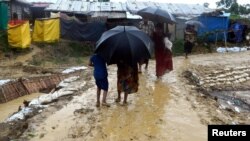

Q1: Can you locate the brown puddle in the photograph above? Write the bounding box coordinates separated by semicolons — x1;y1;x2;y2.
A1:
0;93;43;122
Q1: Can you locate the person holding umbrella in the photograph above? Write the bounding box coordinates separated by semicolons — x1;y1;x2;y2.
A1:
184;24;196;58
95;25;154;105
89;54;109;107
152;23;173;78
116;61;139;105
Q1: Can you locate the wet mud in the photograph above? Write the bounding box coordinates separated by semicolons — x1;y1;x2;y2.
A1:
1;50;250;140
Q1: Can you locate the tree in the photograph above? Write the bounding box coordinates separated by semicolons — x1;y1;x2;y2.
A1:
216;0;237;8
203;2;209;8
216;0;250;15
229;3;239;14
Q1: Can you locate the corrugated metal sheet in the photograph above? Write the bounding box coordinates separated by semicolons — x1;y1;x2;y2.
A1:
45;1;213;19
46;0;127;12
58;0;71;11
17;0;57;3
126;1;213;18
91;11;126;19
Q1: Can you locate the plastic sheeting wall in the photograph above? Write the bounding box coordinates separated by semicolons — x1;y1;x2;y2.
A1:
33;18;60;42
198;16;229;42
60;17;106;42
0;2;8;30
8;20;31;48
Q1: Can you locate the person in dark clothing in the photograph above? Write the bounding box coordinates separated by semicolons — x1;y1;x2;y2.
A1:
184;25;196;58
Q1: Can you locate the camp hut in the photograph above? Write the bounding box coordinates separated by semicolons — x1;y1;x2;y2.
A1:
0;0;9;30
8;20;31;48
198;12;230;42
126;1;214;40
32;18;60;42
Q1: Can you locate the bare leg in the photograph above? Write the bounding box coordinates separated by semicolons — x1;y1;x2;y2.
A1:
102;90;108;103
138;63;142;73
102;90;110;107
123;93;128;104
96;87;101;107
115;92;121;102
145;60;149;70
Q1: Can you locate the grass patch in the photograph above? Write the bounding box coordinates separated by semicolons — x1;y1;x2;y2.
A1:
0;31;11;52
172;39;184;56
68;42;93;57
29;40;94;66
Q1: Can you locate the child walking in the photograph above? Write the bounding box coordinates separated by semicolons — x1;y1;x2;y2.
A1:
89;54;109;107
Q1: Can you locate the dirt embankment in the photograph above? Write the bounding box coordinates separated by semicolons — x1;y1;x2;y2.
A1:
180;52;250;125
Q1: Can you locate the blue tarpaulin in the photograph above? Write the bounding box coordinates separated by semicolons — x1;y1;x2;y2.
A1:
198;14;230;42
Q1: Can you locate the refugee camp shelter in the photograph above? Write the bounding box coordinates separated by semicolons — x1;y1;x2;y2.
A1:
8;20;31;48
126;1;213;40
46;0;127;19
198;12;230;42
33;18;60;42
60;14;107;42
8;0;55;22
0;0;9;30
46;0;214;40
45;0;131;42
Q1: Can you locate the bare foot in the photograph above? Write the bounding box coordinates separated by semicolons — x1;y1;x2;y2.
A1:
122;101;128;105
96;102;100;107
102;102;110;107
115;98;121;103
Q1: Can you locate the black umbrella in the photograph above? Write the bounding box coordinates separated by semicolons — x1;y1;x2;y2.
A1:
95;26;154;65
137;7;176;24
185;20;205;28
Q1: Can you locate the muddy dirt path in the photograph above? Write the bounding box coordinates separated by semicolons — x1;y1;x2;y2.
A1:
21;56;208;141
6;51;250;141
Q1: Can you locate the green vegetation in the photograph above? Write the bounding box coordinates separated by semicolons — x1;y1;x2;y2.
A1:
0;31;10;52
216;0;250;15
29;41;94;66
229;14;242;20
172;39;184;56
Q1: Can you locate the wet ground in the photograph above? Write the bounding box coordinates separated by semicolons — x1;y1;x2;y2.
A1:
1;50;250;140
18;61;206;141
0;93;43;122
